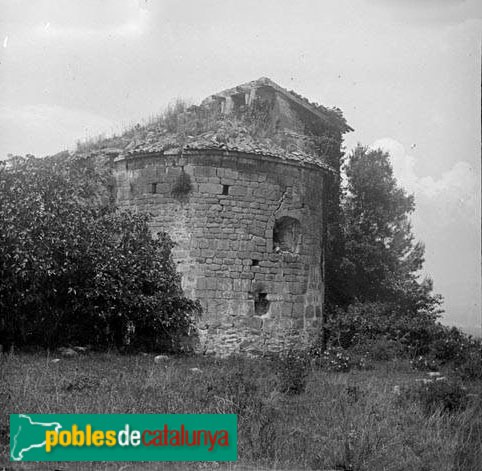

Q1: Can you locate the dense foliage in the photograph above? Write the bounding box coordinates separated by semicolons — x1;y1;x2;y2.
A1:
323;145;481;376
334;145;440;311
325;145;441;322
0;154;200;351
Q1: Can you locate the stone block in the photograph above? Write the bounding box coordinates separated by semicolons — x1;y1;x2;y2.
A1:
216;290;235;300
272;282;286;294
293;318;305;330
234;300;254;317
233;279;252;292
229;185;248;196
197;277;218;290
289;282;307;295
198;239;209;249
217;278;233;291
199;183;223;194
304;305;315;319
221;168;238;179
239;339;255;351
220;178;237;186
167;167;182;177
267;302;282;318
282;303;294;317
194;166;217;177
240;316;263;330
292;302;304;318
216;239;230;250
252;236;266;246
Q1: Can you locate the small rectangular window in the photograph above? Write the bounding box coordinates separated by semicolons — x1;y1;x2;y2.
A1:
254;293;269;315
222;185;230;195
151;183;157;194
231;92;246;109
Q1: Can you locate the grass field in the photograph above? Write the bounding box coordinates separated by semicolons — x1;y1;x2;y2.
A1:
1;352;481;470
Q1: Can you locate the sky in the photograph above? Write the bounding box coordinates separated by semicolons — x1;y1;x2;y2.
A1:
0;0;480;329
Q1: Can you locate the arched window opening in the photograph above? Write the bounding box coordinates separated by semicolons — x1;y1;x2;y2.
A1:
273;216;301;253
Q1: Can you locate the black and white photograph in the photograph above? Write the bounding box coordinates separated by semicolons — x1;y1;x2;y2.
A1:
0;1;481;469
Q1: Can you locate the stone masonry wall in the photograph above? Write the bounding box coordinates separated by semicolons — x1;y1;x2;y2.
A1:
113;150;325;355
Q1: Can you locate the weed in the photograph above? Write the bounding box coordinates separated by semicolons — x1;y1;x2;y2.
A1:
1;352;480;470
409;380;469;414
453;400;482;470
275;349;310;395
410;355;440;372
316;346;352;372
454;350;482;381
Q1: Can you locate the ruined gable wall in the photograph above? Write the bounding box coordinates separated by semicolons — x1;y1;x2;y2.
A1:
113;150;325;355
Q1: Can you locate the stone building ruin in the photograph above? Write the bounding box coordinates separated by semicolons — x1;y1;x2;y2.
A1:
101;78;352;355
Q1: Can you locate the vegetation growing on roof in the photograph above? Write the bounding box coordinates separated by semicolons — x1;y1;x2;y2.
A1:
75;80;350;172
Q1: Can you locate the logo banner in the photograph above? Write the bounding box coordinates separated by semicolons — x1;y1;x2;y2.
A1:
10;414;237;462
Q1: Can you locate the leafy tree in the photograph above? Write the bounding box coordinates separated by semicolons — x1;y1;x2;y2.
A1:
0;153;200;351
330;144;441;317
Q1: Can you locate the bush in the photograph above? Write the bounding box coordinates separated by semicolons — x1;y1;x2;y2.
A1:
308;331;372;372
409;380;468;415
0;154;201;352
352;337;403;362
275;349;310;395
409;327;482;378
317;345;352;372
325;301;481;372
410;355;440;372
429;326;472;364
325;301;439;355
455;348;482;381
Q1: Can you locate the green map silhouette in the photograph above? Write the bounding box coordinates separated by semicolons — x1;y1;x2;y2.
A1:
10;414;62;461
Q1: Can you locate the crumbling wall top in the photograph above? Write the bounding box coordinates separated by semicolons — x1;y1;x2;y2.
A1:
76;77;352;172
202;77;353;135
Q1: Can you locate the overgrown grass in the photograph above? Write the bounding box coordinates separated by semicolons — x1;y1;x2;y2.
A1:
1;353;481;470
